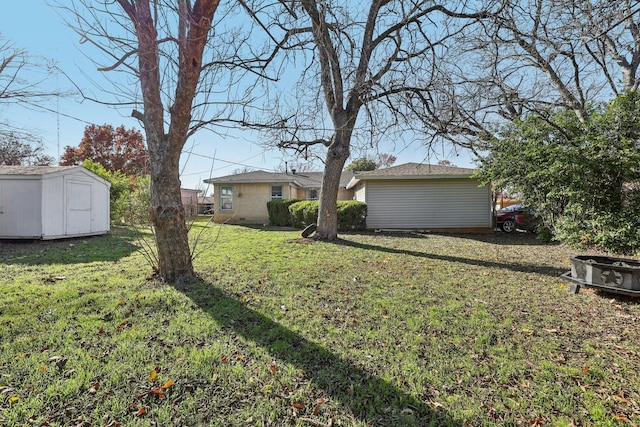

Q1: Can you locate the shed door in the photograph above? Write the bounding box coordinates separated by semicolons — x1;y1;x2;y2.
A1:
66;181;93;234
365;179;490;229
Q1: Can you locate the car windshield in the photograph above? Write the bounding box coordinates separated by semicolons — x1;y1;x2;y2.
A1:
498;204;522;213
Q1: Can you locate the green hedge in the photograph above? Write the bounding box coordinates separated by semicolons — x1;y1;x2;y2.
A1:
337;200;367;231
267;199;299;226
287;200;367;231
288;200;318;228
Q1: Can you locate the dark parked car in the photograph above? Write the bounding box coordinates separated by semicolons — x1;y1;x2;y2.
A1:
495;203;538;233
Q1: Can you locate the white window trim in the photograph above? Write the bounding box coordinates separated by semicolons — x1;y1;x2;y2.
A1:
271;185;283;200
220;186;234;210
307;188;319;200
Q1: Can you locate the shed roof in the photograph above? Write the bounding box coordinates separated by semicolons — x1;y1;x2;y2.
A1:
0;165;110;187
0;165;79;175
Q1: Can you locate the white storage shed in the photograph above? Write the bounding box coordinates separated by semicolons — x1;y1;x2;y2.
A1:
0;166;111;240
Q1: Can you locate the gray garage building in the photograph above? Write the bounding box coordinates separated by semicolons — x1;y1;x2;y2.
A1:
346;163;492;232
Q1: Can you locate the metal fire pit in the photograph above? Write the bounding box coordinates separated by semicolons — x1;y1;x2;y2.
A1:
561;255;640;296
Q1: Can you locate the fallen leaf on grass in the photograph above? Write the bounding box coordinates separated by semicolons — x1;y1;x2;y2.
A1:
48;356;68;370
292;402;305;409
116;320;133;333
8;396;19;405
529;416;544;426
149;388;166;398
313;399;326;415
148;369;158;382
613;414;634;425
270;364;279;375
613;395;631;404
136;406;147;417
299;417;333;427
43;275;65;283
87;381;100;394
138;379;174;400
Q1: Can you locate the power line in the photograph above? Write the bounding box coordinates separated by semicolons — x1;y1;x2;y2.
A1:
179;149;280;177
595;6;640;39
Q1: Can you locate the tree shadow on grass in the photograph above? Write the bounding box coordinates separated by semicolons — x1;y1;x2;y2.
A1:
180;278;462;427
340;229;554;246
331;236;564;277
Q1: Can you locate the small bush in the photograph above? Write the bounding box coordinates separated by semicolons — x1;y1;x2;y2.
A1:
267;199;299;226
288;200;367;231
82;159;151;225
337;201;367;231
289;200;319;228
554;192;640;254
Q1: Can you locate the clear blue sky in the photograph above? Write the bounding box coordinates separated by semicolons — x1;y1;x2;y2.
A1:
0;0;475;192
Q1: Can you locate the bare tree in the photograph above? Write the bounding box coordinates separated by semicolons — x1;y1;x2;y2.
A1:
398;0;640;158
579;0;640;93
245;0;492;240
58;0;242;283
0;133;54;166
417;0;640;141
0;36;65;142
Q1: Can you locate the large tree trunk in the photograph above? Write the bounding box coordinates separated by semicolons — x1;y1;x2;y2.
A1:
111;0;219;284
149;139;193;283
315;132;351;240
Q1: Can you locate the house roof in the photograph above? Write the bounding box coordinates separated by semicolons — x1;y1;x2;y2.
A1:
346;162;476;189
204;170;355;189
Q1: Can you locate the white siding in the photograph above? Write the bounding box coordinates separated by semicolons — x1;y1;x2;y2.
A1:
364;179;491;229
0;178;42;238
41;173;65;238
354;182;366;202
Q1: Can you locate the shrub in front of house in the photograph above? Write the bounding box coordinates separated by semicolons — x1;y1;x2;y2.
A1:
337;201;367;231
288;200;319;228
288;200;367;231
267;198;299;226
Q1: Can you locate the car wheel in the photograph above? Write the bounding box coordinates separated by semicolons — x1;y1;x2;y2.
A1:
501;218;516;233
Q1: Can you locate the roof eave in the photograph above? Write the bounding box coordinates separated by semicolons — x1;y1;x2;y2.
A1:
345;177;360;189
354;174;474;181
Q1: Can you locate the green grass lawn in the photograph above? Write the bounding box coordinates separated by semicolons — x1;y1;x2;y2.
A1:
1;224;639;426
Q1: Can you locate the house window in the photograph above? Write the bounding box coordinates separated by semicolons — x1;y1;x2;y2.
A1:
307;188;319;200
220;186;233;210
271;185;283;200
